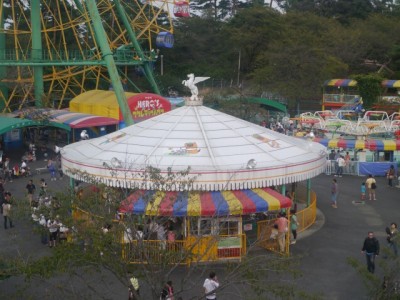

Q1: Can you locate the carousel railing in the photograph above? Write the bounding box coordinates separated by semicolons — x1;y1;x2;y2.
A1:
256;186;317;255
122;234;247;265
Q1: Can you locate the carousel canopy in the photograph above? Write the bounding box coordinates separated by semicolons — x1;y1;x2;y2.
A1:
313;137;400;151
119;187;292;217
61;102;326;191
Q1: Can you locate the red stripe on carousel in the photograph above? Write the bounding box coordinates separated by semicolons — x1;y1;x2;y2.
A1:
366;139;377;150
396;140;400;150
264;187;293;208
158;191;177;216
200;192;216;216
231;190;257;215
337;139;348;149
120;190;143;213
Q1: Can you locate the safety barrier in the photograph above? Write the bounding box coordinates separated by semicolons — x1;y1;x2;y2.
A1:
325;160;359;176
256;186;317;255
122;234;246;265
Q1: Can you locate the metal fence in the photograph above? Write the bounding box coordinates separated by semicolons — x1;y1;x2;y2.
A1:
257;186;317;255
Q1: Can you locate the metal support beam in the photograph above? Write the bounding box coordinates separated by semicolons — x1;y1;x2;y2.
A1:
31;0;44;107
0;8;7;110
113;0;160;94
307;179;311;207
85;0;133;126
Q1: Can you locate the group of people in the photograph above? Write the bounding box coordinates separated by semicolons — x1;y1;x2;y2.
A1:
271;211;299;252
328;149;352;177
361;222;398;274
128;271;219;300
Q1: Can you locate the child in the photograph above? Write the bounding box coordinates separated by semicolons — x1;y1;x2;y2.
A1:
361;182;366;200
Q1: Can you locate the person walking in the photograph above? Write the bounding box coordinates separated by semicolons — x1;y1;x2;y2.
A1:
335;155;345;177
203;272;219;300
360;182;366;201
274;212;289;252
361;231;380;273
128;276;140;300
2;193;13;229
290;209;299;245
331;178;338;208
160;280;174;300
386;164;396;187
365;174;377;201
39;178;47;197
386;222;398;256
26;179;36;206
47;159;57;181
3;157;11;182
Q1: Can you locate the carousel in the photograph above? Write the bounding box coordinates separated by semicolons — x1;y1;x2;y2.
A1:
60;75;327;261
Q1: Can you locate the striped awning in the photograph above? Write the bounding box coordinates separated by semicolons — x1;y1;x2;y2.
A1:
48;110;119;128
119;188;292;217
324;79;357;87
382;80;400;88
313;138;400;151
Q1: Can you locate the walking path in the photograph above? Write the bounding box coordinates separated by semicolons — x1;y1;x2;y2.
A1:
0;146;399;299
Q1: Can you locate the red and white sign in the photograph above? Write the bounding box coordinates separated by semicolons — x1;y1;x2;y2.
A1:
121;93;171;122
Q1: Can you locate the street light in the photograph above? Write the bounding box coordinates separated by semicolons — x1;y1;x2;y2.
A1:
160;55;164;76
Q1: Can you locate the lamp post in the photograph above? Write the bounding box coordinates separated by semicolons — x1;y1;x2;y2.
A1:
160;55;164;76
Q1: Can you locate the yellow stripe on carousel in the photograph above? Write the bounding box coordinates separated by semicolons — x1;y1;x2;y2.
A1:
187;192;201;217
145;191;165;216
252;189;281;211
221;191;243;215
355;140;365;149
383;140;396;151
328;139;339;148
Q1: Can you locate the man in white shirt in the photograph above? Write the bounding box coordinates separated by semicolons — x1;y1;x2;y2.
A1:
335;155;346;177
203;271;219;300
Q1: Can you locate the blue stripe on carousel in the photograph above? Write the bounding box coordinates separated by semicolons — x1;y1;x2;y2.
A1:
375;140;384;151
134;190;155;214
241;189;269;213
211;191;230;216
173;191;188;217
345;139;355;149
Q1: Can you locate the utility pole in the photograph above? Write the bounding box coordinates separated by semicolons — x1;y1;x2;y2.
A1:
161;55;164;76
237;50;241;87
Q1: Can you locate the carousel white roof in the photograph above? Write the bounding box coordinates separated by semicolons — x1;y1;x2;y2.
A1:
61;101;327;191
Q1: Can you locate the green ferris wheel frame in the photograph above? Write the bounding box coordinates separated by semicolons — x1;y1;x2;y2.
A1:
0;0;170;126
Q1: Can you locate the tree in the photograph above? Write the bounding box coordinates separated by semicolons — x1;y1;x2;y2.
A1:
351;74;384;108
0;166;309;299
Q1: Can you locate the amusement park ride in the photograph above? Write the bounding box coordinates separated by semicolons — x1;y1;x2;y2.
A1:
298;97;400;139
0;0;189;122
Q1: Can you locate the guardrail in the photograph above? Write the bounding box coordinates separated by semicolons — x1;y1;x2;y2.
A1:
256;186;317;255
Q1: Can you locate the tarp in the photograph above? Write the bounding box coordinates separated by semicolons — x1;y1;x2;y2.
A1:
382;80;400;88
69;90;171;121
324;79;357;87
119;188;292;217
48;110;119;129
0;116;68;134
313;138;400;151
359;162;396;177
248;97;287;113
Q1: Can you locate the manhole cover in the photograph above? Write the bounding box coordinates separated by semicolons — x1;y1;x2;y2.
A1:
352;200;365;205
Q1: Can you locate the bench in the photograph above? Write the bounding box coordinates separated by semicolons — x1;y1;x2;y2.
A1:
36;167;47;174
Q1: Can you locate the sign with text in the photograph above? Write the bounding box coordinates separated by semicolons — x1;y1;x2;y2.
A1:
124;93;171;122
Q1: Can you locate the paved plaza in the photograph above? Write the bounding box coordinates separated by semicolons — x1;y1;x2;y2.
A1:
0;148;399;299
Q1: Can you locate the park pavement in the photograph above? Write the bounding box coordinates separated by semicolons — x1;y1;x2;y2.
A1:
0;147;399;299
